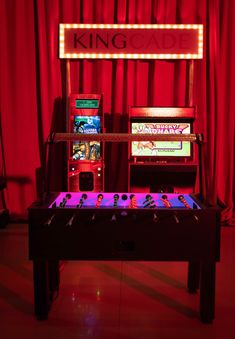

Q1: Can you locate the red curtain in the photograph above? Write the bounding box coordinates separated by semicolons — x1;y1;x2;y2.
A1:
0;0;234;224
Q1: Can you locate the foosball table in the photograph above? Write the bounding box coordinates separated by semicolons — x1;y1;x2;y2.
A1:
28;191;220;323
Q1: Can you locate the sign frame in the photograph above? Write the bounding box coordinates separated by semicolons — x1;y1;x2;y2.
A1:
59;23;203;60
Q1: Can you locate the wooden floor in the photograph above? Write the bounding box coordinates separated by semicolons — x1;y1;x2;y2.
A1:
0;223;235;339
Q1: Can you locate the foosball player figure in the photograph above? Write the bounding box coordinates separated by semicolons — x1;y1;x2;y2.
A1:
96;194;103;208
113;194;119;207
59;193;72;207
143;194;156;208
77;193;87;208
178;195;190;208
129;194;137;208
161;194;172;208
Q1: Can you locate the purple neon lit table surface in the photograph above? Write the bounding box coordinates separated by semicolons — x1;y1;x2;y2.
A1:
49;192;201;209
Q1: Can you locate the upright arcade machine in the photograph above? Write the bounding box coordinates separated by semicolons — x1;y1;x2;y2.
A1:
68;94;104;192
128;106;197;193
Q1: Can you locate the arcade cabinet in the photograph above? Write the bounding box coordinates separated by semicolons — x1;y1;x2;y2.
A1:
128;106;197;193
68;94;104;192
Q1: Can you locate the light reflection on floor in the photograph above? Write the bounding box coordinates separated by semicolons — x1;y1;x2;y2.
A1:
0;223;235;339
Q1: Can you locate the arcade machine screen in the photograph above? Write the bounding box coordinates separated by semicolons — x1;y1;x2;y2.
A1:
72;116;101;161
131;121;191;158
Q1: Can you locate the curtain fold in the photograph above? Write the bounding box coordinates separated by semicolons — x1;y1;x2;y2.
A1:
216;0;235;224
0;0;234;224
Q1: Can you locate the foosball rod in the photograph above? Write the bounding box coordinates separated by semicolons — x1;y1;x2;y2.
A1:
51;133;201;143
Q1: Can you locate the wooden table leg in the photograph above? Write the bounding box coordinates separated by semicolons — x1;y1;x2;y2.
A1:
33;259;49;320
200;262;216;323
48;260;60;302
187;261;200;293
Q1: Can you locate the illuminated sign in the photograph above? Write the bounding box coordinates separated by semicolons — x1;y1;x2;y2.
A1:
59;24;203;60
75;99;99;108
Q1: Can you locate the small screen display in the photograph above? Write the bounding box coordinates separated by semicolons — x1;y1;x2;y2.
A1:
73;116;101;161
131;122;191;157
75;99;99;109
